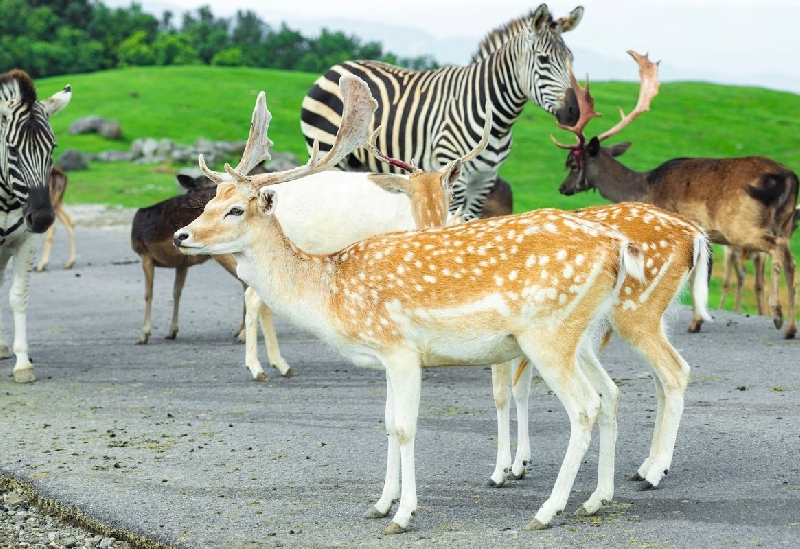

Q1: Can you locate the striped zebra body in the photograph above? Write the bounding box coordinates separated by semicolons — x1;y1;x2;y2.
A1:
301;4;584;221
0;70;71;383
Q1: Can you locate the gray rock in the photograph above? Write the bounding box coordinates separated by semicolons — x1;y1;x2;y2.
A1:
98;119;123;140
68;115;104;134
96;150;134;162
56;148;89;171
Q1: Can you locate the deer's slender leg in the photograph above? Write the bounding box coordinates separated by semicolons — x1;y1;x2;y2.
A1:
138;256;155;344
167;266;188;339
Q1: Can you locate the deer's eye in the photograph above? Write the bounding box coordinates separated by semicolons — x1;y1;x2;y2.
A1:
226;206;245;217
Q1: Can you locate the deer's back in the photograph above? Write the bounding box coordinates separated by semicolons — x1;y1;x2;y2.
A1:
644;156;797;244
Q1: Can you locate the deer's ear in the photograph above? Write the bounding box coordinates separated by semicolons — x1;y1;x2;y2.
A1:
442;159;462;197
368;173;408;195
257;188;277;218
587;137;601;157
608;142;633;157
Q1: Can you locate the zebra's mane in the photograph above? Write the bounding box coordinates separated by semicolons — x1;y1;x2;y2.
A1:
0;70;38;106
470;11;538;64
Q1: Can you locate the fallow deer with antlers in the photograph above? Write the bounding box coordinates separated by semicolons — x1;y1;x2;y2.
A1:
239;107;491;381
174;75;651;533
555;50;798;339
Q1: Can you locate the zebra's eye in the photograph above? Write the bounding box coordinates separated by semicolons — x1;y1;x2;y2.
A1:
537;54;549;65
226;206;245;218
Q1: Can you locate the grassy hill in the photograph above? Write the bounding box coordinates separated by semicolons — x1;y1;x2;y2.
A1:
36;66;800;320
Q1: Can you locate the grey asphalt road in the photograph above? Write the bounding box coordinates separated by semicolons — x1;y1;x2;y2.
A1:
1;216;799;549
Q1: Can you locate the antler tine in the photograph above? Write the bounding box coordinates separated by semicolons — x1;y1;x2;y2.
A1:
199;92;273;184
550;70;602;150
597;50;660;142
366;126;418;173
460;103;493;164
241;74;378;188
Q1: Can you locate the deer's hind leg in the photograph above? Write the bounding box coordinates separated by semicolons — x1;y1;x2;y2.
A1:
516;331;603;529
616;316;690;490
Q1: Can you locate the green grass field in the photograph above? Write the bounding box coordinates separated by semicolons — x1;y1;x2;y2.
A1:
36;66;800;320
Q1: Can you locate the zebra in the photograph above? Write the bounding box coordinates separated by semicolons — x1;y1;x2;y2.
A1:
0;69;71;383
300;3;584;221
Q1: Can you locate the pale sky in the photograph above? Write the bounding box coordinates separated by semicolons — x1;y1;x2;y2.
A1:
103;0;800;93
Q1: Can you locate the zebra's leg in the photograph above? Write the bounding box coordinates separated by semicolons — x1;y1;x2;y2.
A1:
0;250;11;360
10;240;36;383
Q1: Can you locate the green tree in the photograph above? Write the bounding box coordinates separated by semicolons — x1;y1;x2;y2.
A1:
181;6;230;64
211;48;243;66
153;32;200;65
117;30;156;67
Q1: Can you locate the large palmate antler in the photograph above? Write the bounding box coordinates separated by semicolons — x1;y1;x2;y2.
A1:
550;50;660;151
366;104;494;173
200;74;378;188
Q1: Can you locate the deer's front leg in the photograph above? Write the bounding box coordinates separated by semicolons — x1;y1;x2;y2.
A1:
510;356;533;480
575;344;619;516
375;356;422;535
366;374;400;520
489;360;512;486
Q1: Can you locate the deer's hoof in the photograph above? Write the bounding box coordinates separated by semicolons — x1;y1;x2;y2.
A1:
636;480;656;491
381;522;407;535
364;506;389;519
524;518;548;531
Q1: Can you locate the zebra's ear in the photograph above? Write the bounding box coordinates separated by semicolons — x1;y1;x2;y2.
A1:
530;4;553;33
42;84;71;117
556;6;584;33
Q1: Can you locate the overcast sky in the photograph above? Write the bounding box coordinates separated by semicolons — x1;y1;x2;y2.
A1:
102;0;800;93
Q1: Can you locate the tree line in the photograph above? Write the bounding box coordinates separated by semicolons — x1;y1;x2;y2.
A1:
0;0;440;79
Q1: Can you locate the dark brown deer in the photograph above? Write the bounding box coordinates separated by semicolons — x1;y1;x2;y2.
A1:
131;172;246;344
554;51;798;339
35;165;76;271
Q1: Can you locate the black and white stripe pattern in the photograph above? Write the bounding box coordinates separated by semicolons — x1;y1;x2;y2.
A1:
0;69;71;383
301;4;583;221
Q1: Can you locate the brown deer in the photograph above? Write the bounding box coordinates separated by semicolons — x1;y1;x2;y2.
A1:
173;75;651;533
131;172;246;344
555;51;798;339
35;165;76;271
719;205;800;314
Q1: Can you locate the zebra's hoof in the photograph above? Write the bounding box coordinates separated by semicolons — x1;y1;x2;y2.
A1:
254;372;269;382
13;368;36;384
281;367;297;377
